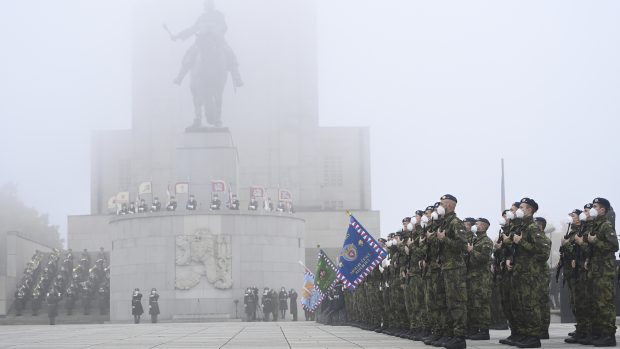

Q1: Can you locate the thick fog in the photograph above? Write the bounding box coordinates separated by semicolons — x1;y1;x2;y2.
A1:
0;0;619;244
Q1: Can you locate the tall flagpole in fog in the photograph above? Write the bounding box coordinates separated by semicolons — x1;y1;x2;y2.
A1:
501;158;506;212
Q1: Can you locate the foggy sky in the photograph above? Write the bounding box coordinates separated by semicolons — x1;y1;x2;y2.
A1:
1;0;619;243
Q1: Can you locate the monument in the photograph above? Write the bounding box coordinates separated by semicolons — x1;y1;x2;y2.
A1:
66;0;380;322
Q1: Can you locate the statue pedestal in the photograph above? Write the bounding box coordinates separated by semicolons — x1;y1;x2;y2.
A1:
176;128;239;205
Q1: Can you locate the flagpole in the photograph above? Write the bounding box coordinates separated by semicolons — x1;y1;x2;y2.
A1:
298;260;312;273
501;158;506;212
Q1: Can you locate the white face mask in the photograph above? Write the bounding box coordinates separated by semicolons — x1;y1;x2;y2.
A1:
589;208;598;218
421;215;429;224
498;217;507;226
563;216;572;225
431;211;439;220
505;211;515;220
579;212;587;221
515;208;525;218
471;225;478;234
406;222;414;231
436;205;446;216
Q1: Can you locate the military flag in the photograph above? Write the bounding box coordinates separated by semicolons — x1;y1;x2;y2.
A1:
250;186;265;199
175;182;189;194
315;250;338;293
336;214;387;290
138;181;152;195
211;180;226;192
278;189;293;202
299;269;323;311
116;191;130;203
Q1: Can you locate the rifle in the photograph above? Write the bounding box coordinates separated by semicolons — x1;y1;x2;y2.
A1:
555;223;571;284
574;224;587;279
492;227;507;282
465;233;473;274
421;218;434;277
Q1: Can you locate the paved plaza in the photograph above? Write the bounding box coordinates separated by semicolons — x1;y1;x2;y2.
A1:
0;321;604;349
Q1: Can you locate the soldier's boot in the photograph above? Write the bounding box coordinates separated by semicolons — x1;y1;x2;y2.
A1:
592;335;617;347
564;332;586;344
577;333;600;345
443;336;467;349
567;331;576;337
423;333;441;345
538;330;549;340
499;332;518;345
514;336;541;348
431;335;451;347
469;329;490;340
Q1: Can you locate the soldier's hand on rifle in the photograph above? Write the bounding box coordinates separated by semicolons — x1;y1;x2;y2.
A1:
420;260;426;269
506;259;513;271
588;233;597;243
513;234;522;244
562;237;571;246
404;246;410;255
426;231;433;239
575;234;584;245
436;230;446;241
571;260;576;269
503;236;511;244
467;243;473;253
494;241;502;250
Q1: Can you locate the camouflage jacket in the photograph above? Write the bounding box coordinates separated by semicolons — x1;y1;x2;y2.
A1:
438;212;467;270
468;231;493;274
513;216;549;275
588;214;618;276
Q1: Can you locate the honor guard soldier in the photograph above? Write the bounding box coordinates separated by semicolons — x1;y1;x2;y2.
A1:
149;288;160;323
229;194;240;210
187;194;198;210
582;198;618;346
209;194;220;210
434;194;467;349
248;197;259;211
166;196;177;211
132;288;143;324
137;199;148;213
151;197;161;212
276;201;286;212
128;202;137;214
118;203;129;215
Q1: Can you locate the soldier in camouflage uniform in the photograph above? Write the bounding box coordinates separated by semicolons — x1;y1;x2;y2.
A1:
580;198;618;347
420;204;447;345
534;217;552;340
505;197;546;348
407;210;427;340
559;209;582;341
564;203;596;345
386;230;409;336
466;217;493;340
433;194;468;349
497;202;521;345
395;217;413;338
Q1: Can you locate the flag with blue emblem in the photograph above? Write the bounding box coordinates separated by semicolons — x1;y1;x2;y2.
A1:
336;214;387;290
299;270;324;311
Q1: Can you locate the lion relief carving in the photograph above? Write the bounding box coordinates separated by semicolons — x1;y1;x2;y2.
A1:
175;229;232;290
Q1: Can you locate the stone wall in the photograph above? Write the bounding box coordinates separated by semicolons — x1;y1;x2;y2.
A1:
0;232;54;316
108;211;304;321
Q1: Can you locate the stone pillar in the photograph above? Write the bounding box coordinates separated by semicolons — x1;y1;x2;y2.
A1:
175;129;239;206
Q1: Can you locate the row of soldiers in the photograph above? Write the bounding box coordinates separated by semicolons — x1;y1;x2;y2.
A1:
555;199;617;346
343;195;617;349
243;287;298;322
